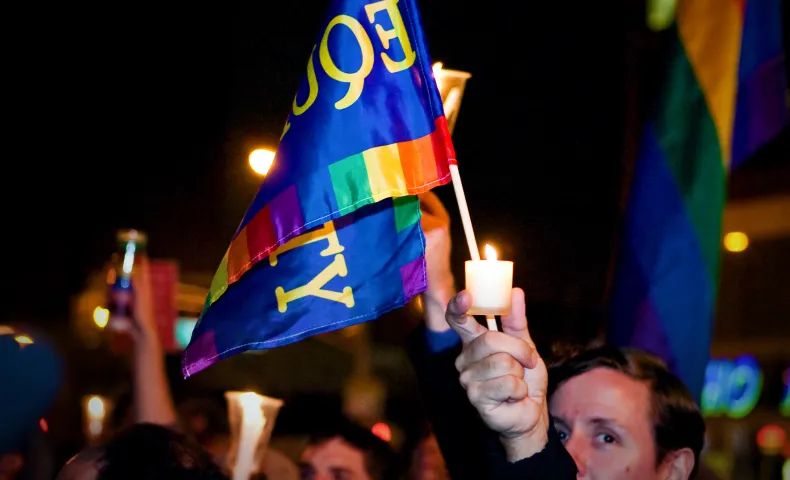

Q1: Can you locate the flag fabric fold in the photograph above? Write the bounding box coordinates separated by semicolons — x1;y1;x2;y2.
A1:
608;0;786;401
184;0;454;376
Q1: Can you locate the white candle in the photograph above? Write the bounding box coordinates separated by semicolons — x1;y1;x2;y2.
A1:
82;395;111;444
233;392;265;480
465;244;513;316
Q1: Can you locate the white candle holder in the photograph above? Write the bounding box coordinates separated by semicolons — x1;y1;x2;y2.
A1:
82;395;112;445
465;244;513;316
225;391;283;480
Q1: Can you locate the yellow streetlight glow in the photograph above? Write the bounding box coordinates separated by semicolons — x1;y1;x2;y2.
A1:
249;149;276;176
93;307;110;328
723;231;749;253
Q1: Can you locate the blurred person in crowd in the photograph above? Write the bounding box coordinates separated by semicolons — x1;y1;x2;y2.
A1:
407;430;449;480
411;192;705;479
56;423;227;480
299;417;401;480
178;398;231;465
95;254;297;479
0;327;62;480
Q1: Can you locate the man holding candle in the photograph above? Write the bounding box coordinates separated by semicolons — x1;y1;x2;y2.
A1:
412;192;704;479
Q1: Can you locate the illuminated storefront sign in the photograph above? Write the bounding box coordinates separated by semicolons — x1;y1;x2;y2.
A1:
702;355;763;418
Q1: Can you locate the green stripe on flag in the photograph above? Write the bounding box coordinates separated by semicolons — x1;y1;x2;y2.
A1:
329;153;374;212
654;36;726;282
393;195;420;232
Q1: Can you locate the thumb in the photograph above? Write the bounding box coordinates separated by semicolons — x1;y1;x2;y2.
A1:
445;290;488;344
500;288;534;346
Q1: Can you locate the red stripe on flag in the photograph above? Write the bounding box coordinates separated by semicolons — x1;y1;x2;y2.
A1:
235;206;277;283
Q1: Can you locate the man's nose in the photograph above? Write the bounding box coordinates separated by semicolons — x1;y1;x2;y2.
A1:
563;434;589;476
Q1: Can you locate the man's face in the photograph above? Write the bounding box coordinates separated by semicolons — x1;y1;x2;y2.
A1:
300;437;371;480
549;367;677;480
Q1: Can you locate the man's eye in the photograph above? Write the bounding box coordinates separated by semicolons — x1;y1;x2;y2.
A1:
557;431;568;442
596;433;616;444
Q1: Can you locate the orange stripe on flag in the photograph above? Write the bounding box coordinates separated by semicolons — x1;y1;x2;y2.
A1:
677;0;743;166
398;134;439;193
227;229;251;283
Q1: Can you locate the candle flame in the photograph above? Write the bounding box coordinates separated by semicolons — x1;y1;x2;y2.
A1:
238;392;265;416
432;62;444;76
484;244;497;261
87;396;106;419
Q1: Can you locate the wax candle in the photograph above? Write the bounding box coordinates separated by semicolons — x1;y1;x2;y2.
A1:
226;391;284;480
465;244;513;316
233;393;265;480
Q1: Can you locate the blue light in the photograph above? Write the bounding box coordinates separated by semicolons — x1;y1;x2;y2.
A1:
701;355;762;419
175;317;198;350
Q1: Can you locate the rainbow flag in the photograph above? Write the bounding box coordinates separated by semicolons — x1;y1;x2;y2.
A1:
608;0;786;400
183;0;453;376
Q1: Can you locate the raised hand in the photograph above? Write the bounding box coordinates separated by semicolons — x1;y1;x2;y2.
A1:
445;288;551;461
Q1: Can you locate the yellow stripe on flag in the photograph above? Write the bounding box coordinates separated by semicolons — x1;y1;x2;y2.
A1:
677;0;743;167
363;144;408;202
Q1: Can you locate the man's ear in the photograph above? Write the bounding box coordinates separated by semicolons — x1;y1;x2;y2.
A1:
659;447;695;480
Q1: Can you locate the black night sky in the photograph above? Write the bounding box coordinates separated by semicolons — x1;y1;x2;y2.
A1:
3;0;786;347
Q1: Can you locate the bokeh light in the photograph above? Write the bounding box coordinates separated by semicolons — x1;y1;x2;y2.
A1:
249;149;276;176
723;231;749;253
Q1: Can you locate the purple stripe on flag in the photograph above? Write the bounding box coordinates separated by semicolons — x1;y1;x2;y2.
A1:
182;331;219;378
731;55;788;168
269;185;306;241
400;256;427;298
630;298;674;370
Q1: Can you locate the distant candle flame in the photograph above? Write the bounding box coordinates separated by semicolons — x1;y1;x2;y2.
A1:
432;62;443;76
484;244;497;261
87;396;106;419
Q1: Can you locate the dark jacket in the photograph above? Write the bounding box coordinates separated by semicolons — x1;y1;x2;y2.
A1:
407;326;577;478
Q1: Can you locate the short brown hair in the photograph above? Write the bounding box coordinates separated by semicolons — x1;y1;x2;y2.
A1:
547;345;705;478
306;417;401;480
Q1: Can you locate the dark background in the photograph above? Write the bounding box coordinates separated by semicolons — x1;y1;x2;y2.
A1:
2;0;786;344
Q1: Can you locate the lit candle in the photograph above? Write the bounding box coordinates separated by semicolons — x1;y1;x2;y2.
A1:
233;392;265;480
225;391;284;480
82;395;110;444
465;244;513;316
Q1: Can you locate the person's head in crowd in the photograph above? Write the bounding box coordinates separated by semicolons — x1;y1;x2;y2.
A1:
56;423;228;480
178;398;230;462
300;417;400;480
546;345;705;480
407;428;449;480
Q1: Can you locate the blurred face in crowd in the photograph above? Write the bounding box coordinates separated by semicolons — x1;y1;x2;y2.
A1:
550;368;693;480
300;437;371;480
409;435;449;480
